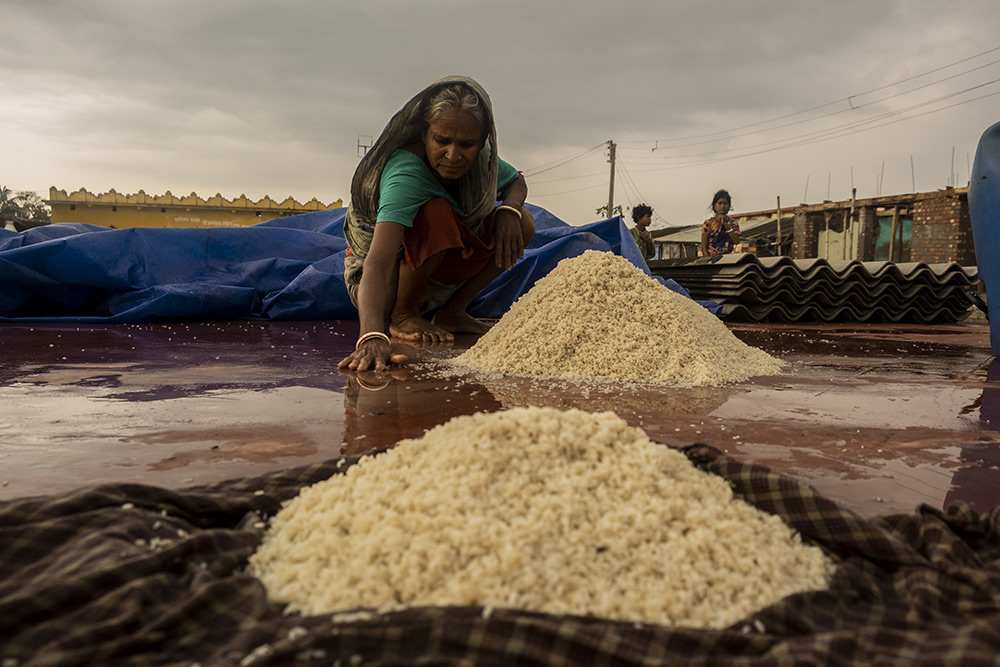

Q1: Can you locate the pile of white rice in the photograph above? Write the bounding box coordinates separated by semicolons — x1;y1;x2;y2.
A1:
249;407;832;628
453;250;782;385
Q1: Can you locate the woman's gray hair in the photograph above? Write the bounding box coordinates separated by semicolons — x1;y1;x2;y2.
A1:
423;83;488;141
347;76;499;236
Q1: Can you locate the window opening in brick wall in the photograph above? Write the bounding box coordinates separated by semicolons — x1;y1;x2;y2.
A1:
874;216;913;262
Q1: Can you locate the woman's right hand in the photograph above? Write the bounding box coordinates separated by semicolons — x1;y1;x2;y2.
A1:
338;338;409;372
493;209;525;270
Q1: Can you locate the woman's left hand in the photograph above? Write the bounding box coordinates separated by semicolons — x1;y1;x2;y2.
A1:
494;209;524;270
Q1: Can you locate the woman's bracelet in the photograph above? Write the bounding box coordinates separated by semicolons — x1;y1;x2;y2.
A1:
355;375;390;391
355;331;390;350
496;204;522;220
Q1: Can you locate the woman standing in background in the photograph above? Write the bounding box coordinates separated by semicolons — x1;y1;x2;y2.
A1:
701;189;740;256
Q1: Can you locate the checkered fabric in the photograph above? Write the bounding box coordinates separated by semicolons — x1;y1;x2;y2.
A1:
2;444;999;666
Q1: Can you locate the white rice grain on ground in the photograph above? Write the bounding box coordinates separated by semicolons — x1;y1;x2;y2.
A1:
249;407;833;628
453;250;782;386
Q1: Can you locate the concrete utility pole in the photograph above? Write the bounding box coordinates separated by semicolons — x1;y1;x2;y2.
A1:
607;140;616;218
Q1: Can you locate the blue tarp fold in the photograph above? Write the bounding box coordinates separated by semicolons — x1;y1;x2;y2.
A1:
0;205;718;322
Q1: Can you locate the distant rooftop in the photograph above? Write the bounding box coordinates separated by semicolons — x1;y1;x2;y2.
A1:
46;187;343;211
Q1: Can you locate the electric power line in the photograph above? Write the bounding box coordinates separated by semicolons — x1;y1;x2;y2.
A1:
615;156;678;227
521;142;606;177
625;86;1000;173
528;171;606;186
528;178;608;199
621;56;1000;155
619;44;1000;147
619;79;999;167
521;45;1000;198
615;158;646;209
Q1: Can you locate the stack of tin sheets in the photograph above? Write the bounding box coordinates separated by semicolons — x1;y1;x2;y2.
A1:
649;254;981;323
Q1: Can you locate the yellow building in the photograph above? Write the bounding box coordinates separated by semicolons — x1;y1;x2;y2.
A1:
46;187;344;229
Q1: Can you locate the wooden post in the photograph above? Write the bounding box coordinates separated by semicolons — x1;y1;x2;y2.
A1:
951;146;956;187
776;196;782;256
888;206;899;262
842;209;848;260
900;213;905;255
825;210;831;259
846;188;856;260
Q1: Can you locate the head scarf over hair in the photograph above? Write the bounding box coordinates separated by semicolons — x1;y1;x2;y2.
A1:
345;76;500;245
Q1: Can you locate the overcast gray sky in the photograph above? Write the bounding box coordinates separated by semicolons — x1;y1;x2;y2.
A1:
3;0;999;228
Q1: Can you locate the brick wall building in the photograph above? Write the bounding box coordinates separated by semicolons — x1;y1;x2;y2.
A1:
911;188;975;264
784;187;974;264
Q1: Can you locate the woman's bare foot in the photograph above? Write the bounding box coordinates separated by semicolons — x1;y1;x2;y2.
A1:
432;309;491;335
390;313;454;342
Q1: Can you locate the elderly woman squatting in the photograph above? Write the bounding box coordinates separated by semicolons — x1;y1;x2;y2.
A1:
338;77;534;371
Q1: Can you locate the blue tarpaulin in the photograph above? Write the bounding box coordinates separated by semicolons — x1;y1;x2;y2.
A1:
0;204;718;322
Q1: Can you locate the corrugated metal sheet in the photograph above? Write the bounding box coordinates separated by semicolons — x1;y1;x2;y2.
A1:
649;254;981;323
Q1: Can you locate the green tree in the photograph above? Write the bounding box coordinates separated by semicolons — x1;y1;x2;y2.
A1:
1;187;51;227
594;203;625;219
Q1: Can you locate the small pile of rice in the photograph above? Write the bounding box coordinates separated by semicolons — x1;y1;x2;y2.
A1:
249;407;832;628
453;250;782;385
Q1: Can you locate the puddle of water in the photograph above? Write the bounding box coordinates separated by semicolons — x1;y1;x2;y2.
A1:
2;321;998;520
714;385;984;431
0;385;346;498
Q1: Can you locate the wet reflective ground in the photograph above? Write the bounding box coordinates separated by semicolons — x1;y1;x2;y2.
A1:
1;320;997;517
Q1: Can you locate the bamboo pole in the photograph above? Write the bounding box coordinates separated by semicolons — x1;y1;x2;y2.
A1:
888;206;899;262
846;188;856;260
897;209;905;259
776;195;782;256
825;210;831;259
842;209;848;260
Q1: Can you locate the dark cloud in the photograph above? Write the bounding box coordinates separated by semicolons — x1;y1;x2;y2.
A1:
2;0;998;224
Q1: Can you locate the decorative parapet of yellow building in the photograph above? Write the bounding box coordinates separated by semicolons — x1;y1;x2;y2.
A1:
46;187;344;229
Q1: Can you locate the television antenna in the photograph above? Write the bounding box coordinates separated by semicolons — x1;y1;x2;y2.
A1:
357;135;373;158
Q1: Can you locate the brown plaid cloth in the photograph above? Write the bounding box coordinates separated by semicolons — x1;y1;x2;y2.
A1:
2;444;999;666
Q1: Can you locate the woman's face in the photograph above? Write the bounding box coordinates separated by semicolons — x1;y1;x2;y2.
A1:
423;109;483;184
713;198;731;215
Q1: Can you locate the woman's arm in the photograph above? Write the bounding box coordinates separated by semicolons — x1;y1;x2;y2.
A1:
723;218;740;245
338;222;409;371
500;173;527;209
495;174;529;270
